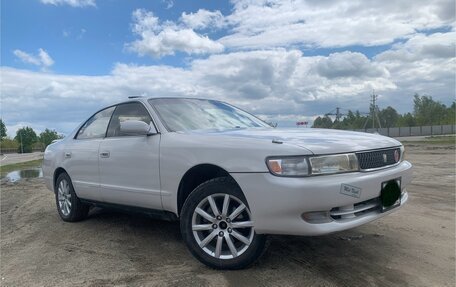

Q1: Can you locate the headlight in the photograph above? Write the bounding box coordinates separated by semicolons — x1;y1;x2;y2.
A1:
266;153;359;177
309;153;358;175
266;157;309;176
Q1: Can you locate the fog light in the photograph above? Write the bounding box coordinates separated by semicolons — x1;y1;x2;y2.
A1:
302;211;332;224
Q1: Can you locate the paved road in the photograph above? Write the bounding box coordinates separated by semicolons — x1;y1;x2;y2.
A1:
0;152;44;166
395;134;454;141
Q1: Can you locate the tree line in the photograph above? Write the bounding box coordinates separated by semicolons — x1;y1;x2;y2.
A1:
313;94;455;129
0;120;63;153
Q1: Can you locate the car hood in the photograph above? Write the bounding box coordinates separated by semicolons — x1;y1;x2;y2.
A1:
187;128;401;155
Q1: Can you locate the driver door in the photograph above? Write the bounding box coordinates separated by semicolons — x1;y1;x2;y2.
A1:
98;102;161;210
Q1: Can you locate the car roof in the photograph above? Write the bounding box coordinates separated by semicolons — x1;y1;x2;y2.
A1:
147;97;215;101
116;96;219;105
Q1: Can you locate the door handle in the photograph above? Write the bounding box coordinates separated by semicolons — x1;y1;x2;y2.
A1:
64;152;71;158
100;151;110;158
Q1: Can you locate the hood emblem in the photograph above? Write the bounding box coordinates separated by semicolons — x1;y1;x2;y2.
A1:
382;153;387;163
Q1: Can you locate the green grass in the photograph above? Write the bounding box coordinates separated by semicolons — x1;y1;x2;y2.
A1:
0;159;43;176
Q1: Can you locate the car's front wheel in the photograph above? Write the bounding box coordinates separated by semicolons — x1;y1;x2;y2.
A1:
55;172;90;222
180;177;266;269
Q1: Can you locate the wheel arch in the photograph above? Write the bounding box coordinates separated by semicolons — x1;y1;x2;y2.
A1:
53;167;68;193
177;164;242;216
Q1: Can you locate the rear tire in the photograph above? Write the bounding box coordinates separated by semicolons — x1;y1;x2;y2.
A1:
180;177;266;269
55;172;90;222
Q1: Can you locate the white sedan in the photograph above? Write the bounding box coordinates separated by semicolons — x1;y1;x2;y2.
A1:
43;97;413;269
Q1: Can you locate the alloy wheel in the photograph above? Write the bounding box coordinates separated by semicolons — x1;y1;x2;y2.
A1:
57;179;72;216
191;193;254;259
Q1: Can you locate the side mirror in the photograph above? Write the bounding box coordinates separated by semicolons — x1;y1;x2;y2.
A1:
119;120;157;136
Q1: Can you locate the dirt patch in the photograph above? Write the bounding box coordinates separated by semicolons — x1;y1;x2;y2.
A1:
1;144;455;286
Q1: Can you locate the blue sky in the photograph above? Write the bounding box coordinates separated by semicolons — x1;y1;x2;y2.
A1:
2;0;232;74
1;0;455;136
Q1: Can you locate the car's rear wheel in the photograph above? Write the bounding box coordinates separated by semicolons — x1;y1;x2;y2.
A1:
55;172;89;222
180;177;266;269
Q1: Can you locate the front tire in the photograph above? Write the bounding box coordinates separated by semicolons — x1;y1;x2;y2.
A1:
180;177;266;269
55;172;90;222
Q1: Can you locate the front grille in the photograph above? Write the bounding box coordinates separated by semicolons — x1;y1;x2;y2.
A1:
330;197;381;221
356;148;400;170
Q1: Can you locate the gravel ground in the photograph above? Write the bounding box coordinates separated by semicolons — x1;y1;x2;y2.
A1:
1;143;455;287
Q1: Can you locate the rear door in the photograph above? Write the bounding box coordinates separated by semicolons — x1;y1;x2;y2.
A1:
98;102;162;209
64;106;115;201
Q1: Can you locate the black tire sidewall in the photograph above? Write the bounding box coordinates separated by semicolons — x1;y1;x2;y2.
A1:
55;173;88;222
180;177;266;269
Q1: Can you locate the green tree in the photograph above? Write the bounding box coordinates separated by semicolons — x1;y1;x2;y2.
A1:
0;138;19;150
338;110;368;129
354;110;368;129
14;127;37;153
39;129;62;148
379;106;400;127
312;115;333;128
0;119;6;141
413;94;447;125
311;94;454;130
442;102;456;125
397;112;416;127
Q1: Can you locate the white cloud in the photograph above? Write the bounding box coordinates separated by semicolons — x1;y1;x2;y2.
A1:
4;1;455;135
13;48;54;70
126;1;454;57
38;49;54;67
62;28;86;39
314;52;387;79
13;50;41;66
374;32;455;108
78;28;86;39
219;0;455;49
40;0;95;7
162;0;174;9
1;49;403;135
126;9;224;58
181;9;226;30
375;32;456;62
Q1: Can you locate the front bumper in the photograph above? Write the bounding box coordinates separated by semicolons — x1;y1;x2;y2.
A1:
230;160;412;236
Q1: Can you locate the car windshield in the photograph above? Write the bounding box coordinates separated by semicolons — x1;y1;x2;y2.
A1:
148;98;270;132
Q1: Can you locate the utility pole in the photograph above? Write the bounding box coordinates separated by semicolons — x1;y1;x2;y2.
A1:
335;107;341;122
325;107;345;122
363;91;382;129
372;93;378;129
